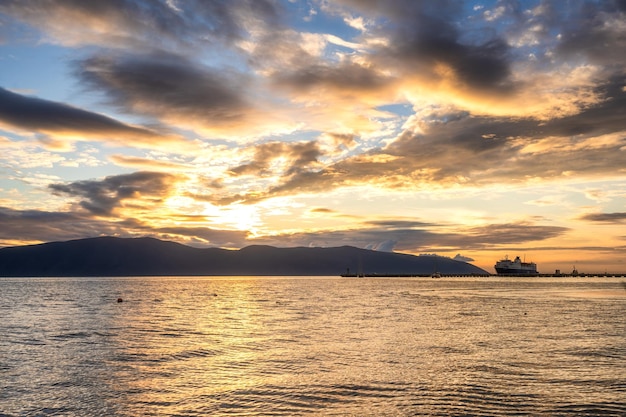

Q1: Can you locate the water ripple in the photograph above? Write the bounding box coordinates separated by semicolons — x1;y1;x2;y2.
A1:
1;276;625;416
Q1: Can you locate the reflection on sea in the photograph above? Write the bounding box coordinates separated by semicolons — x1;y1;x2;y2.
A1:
1;276;625;416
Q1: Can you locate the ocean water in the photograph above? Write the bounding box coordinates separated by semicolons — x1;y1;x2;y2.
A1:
1;276;625;416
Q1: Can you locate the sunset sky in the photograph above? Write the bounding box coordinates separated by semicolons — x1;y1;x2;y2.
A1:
1;0;625;273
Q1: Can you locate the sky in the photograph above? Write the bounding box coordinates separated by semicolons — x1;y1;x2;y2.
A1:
0;0;625;274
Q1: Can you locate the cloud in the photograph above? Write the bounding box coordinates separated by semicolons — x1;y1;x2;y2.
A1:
0;206;127;245
77;53;255;134
556;0;626;67
365;220;437;229
579;212;626;223
453;254;474;262
2;1;297;139
309;207;336;214
152;226;249;248
324;132;357;148
272;61;394;96
1;139;70;169
322;1;617;120
392;21;513;94
461;222;569;246
331;1;515;92
0;206;250;248
245;28;402;136
249;72;626;200
248;219;569;252
229;141;322;177
250;226;433;250
0;0;280;51
365;239;397;252
188;103;625;206
0;87;189;150
49;171;183;215
0;203;586;255
109;154;190;171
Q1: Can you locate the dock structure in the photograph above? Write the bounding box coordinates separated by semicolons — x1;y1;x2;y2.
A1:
534;272;626;278
341;273;626;278
341;273;490;278
497;272;626;278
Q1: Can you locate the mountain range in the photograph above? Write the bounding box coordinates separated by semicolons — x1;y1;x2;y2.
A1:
0;237;490;277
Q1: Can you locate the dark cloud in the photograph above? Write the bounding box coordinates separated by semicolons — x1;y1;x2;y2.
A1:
0;87;171;143
272;62;393;94
365;220;437;229
388;222;570;252
262;170;334;200
579;212;626;223
461;223;569;246
383;87;625;185
335;0;462;22
365;222;568;252
310;207;336;214
556;0;626;67
49;171;181;215
392;26;513;92
542;75;626;137
77;53;251;126
0;207;128;244
383;117;516;181
334;0;516;93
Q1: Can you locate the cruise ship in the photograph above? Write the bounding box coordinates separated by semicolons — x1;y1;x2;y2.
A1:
494;255;538;275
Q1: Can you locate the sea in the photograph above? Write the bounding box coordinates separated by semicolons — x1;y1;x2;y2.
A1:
1;276;625;416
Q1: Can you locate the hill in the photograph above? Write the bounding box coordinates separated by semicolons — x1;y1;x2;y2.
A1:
0;237;489;276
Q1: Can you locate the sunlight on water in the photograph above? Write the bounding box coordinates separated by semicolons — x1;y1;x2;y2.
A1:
1;276;625;416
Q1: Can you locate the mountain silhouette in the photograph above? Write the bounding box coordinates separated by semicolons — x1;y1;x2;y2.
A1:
0;237;489;276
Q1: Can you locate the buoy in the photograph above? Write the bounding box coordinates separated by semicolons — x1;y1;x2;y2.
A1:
117;297;123;303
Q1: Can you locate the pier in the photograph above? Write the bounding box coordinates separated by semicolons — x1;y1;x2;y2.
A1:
341;273;490;278
341;273;626;278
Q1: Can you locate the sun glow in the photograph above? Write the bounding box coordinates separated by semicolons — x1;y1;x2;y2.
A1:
202;204;262;233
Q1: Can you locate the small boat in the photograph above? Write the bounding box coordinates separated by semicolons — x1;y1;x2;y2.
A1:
494;255;538;275
431;272;441;278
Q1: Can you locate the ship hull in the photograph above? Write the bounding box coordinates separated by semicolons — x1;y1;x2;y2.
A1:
494;255;538;275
